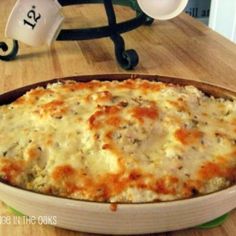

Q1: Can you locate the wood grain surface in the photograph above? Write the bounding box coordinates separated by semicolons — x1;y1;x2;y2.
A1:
0;0;236;235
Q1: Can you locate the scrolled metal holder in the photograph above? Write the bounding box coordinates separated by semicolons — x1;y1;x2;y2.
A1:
0;40;19;61
0;0;153;70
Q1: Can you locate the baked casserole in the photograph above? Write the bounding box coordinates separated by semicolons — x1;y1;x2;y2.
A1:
0;78;235;203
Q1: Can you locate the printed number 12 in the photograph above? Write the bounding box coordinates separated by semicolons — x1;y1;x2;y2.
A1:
23;6;41;30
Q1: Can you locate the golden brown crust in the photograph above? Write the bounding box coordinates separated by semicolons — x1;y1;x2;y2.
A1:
0;78;235;203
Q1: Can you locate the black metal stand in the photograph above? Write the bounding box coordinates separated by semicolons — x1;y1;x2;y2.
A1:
0;0;153;70
0;40;19;61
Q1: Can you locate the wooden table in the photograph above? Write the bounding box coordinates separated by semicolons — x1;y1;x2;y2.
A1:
0;1;236;235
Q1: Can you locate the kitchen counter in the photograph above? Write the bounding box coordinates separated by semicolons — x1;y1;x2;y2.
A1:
0;0;236;235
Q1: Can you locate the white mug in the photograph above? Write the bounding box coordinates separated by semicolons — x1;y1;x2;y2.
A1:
5;0;64;46
137;0;189;20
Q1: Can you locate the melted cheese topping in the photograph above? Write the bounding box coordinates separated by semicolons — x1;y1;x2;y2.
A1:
0;79;236;203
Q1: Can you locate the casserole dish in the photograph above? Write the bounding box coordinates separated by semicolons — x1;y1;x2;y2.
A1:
0;74;235;234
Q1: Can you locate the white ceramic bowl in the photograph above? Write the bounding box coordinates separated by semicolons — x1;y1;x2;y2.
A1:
137;0;188;20
0;182;236;234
